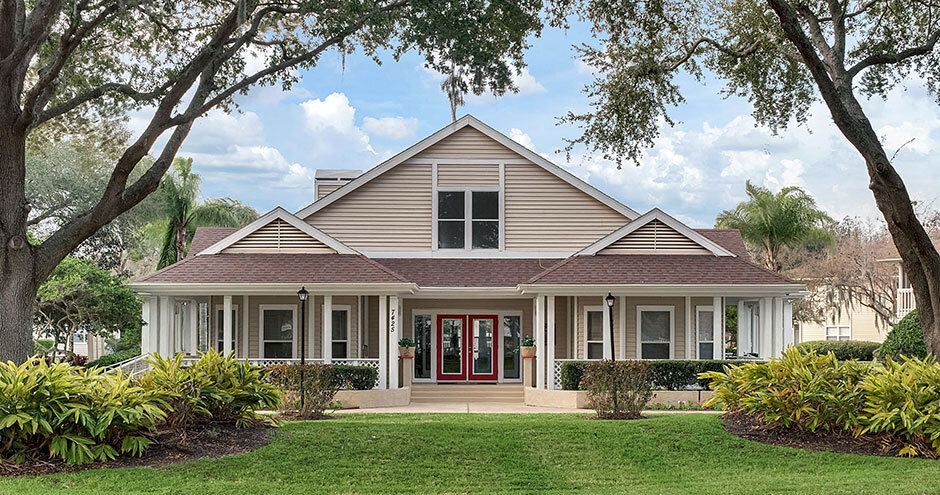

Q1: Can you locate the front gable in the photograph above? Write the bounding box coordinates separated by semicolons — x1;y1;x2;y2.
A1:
201;207;356;255
297;116;638;256
579;209;736;257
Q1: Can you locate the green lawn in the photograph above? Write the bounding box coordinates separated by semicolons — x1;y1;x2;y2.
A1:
3;413;940;494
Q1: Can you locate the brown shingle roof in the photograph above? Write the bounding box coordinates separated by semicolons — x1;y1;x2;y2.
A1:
139;254;408;284
695;229;751;259
527;255;795;285
187;227;237;257
373;258;562;287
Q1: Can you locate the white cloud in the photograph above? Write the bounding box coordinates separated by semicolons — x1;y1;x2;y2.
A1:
362;116;419;140
512;67;546;95
509;128;536;150
418;63;546;101
300;92;376;154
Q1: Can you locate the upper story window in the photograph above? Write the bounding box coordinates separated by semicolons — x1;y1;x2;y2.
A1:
437;191;499;250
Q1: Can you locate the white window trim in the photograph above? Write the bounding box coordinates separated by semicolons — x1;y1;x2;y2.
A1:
695;305;715;360
636;305;675;360
435;185;503;252
259;304;298;359
214;304;239;351
583;306;604;360
326;304;351;359
825;325;851;341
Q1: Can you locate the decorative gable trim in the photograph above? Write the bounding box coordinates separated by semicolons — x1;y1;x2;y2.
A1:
294;115;639;220
577;208;736;257
200;207;358;255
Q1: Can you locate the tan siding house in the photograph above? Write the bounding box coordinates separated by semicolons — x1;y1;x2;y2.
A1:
132;115;802;396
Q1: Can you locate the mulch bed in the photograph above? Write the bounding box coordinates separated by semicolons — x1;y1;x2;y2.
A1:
722;412;899;458
0;423;274;478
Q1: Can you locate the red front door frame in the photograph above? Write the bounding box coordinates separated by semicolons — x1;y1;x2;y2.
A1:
436;314;500;382
467;315;499;381
437;315;467;381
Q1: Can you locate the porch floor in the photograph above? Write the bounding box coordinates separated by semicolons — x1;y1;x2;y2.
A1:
410;384;524;404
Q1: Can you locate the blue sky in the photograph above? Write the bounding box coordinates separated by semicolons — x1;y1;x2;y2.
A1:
131;21;940;228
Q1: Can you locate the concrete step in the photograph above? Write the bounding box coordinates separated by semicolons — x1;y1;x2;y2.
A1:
410;384;524;403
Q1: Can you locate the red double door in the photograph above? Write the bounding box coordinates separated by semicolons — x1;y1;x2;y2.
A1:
437;314;498;381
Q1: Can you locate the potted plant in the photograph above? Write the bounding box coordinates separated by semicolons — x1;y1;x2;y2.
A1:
398;338;416;358
518;336;536;358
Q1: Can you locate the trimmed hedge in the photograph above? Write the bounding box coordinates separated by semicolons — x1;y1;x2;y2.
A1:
793;340;880;361
86;348;141;369
560;360;742;390
332;365;378;390
877;310;926;360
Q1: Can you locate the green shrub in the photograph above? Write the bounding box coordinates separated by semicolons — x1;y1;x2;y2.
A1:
876;310;926;360
581;360;653;419
858;356;940;457
86;348;141;369
794;340;880;361
560;360;741;391
332;365;378;390
265;363;338;418
702;349;871;432
0;358;165;465
137;351;279;429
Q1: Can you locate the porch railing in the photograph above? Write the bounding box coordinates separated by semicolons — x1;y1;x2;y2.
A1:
898;287;916;318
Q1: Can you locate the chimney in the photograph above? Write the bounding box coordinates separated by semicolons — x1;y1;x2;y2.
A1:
315;169;361;201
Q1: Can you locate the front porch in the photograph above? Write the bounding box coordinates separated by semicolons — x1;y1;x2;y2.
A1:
138;291;797;393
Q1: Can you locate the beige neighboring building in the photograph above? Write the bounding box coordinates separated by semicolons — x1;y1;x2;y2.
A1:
129;116;803;392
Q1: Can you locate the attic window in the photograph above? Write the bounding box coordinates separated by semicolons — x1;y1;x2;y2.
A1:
437;191;500;250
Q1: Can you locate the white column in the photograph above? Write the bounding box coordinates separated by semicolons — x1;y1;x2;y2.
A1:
573;296;580;358
546;296;556;389
378;296;388;390
308;295;315;361
223;295;233;355
158;296;172;356
712;296;722;361
783;299;794;349
534;295;545;389
243;296;250;358
619;296;627;359
356;296;363;358
323;295;333;363
601;295;612;360
141;297;153;355
189;301;198;355
150;298;160;355
772;297;785;357
760;297;772;358
389;295;400;389
736;300;747;357
685;296;692;359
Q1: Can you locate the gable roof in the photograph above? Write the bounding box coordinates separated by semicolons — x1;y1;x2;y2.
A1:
188;227;237;257
199;207;358;255
577;208;736;257
294;115;639;220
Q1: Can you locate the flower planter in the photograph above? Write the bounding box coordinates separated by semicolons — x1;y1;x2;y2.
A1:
520;346;536;358
399;346;415;358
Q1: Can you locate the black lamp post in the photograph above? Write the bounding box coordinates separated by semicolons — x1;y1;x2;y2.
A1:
605;292;616;361
297;286;309;409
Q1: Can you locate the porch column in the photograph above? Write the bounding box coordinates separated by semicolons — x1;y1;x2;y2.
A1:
759;297;772;358
243;296;250;358
149;298;160;355
223;295;233;355
534;295;545;389
601;294;611;360
546;295;556;389
736;300;747;357
389;295;400;389
378;295;388;389
783;298;794;350
772;297;785;357
620;296;627;359
158;296;172;356
712;296;722;360
307;294;315;361
141;297;152;355
685;296;692;359
323;295;333;363
189;301;198;355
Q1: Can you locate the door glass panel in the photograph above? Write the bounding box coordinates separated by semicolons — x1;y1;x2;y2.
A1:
503;316;520;379
441;318;463;374
472;318;494;375
414;315;432;379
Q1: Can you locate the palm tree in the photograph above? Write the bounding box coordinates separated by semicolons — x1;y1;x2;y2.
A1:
716;181;834;272
155;158;259;269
